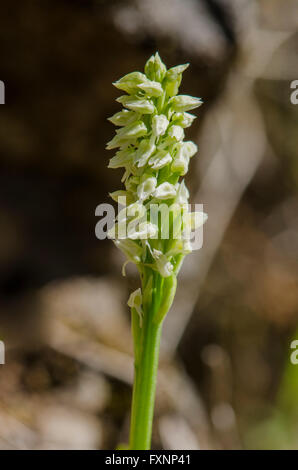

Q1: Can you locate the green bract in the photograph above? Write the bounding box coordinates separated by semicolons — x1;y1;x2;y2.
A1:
107;52;206;324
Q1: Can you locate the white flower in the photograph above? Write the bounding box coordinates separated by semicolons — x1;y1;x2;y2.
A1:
128;222;158;239
170;95;203;112
149;150;172;170
137;176;157;201
183;141;198;158
152;114;169;136
173;112;196;128
144;52;166;82
113;71;147;94
166;64;189;79
109;190;134;205
127;288;143;326
138;80;163;97
152;249;174;277
108;148;134;169
118;202;146;223
106;121;147;149
176;180;189;205
182;211;208;243
171;153;189;175
135;139;156;167
182;239;192;254
168;125;184;141
154;182;177;200
114;239;142;263
189;212;208;230
116;95;155;114
108;109;138;127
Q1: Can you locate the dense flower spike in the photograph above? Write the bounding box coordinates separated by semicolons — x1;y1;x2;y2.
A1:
107;52;206;321
107;52;208;451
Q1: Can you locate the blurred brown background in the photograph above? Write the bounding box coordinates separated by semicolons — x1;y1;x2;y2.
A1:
0;0;298;450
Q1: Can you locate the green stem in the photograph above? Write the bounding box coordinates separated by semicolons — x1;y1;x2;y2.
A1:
129;278;162;450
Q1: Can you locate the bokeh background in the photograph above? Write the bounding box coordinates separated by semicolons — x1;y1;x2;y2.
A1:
0;0;298;450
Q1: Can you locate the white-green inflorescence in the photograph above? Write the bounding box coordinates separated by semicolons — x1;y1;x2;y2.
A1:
107;52;207;325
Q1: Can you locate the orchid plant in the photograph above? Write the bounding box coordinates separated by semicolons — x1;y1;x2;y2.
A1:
107;53;207;450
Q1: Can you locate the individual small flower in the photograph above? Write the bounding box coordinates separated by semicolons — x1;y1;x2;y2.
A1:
137;176;157;201
108;148;134;168
137;80;163;97
127;288;143;326
182;238;193;254
106;121;147;149
154;182;177;200
108;109;138;127
152;114;169;137
113;71;147;94
183;141;198;158
134;139;156;167
144;52;166;82
116;95;155;114
170;95;203;112
128;221;158;240
168;125;184;141
176;180;189;204
171;152;189;175
188;211;208;230
109;190;134;205
148;150;172;170
181;211;208;246
172;112;196;128
171;141;197;175
118;202;146;223
113;239;143;263
152;249;174;277
163;63;189;97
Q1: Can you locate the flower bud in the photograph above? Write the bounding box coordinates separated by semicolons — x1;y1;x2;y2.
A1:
109;190;134;206
166;64;189;79
108;148;134;168
108;109;138;126
138;80;163;97
113;71;147;94
145;52;166;82
163;64;189;97
170;95;203;112
176;180;189;204
106;121;147;149
117;95;155;114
